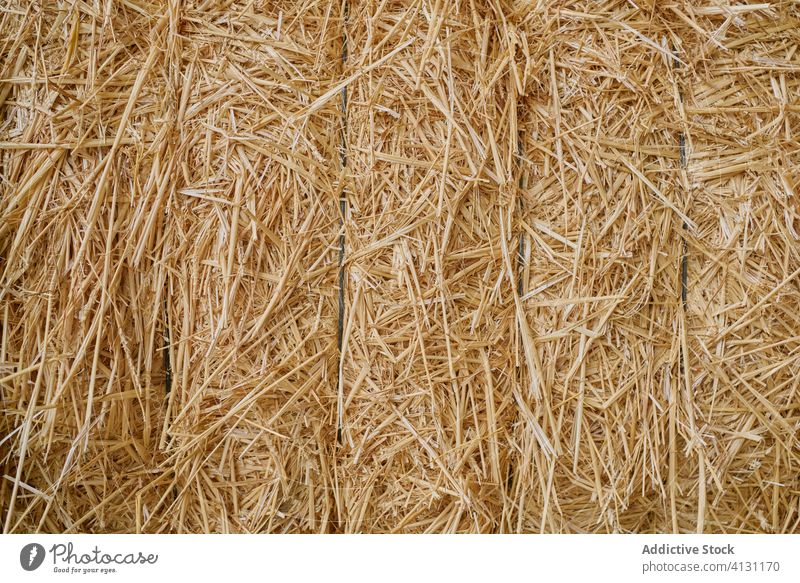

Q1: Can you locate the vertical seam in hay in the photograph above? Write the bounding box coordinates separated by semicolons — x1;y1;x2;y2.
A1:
163;295;172;395
672;45;691;534
516;132;525;297
676;46;700;534
336;0;349;446
508;122;526;500
674;51;688;308
680;137;688;307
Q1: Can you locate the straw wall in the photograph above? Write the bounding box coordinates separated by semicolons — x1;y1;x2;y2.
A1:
2;0;799;533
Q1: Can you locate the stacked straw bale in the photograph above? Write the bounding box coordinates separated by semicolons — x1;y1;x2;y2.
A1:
2;0;799;533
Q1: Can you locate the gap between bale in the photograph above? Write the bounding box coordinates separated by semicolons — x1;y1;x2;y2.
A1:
1;0;799;533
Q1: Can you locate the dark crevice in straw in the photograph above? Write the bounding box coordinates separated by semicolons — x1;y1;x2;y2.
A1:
163;295;172;394
673;49;688;308
667;45;690;535
516;132;525;297
508;107;527;497
336;1;349;446
680;133;688;307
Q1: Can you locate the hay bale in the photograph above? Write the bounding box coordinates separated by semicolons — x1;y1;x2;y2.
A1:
1;0;798;533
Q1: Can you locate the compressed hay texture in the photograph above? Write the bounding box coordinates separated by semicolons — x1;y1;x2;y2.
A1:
1;0;799;533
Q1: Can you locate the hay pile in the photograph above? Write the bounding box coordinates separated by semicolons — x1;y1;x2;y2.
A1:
1;0;799;533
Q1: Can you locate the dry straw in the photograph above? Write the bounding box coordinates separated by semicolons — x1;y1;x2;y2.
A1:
1;0;799;533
